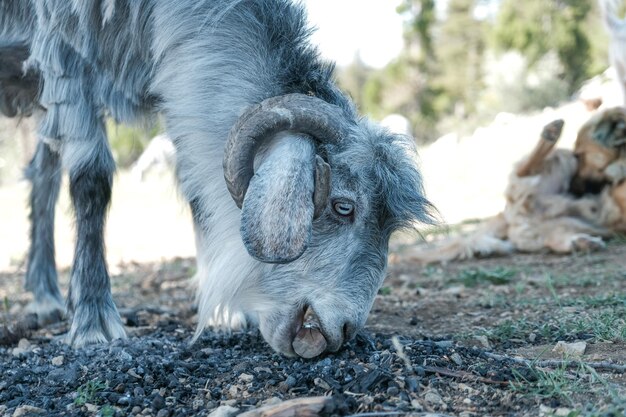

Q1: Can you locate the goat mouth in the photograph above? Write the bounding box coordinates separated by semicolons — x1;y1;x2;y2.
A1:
291;305;328;358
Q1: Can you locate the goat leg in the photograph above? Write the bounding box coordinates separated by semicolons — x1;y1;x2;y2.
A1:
516;119;564;177
23;139;64;325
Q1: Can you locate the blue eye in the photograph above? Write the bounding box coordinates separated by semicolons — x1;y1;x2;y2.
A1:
333;201;354;217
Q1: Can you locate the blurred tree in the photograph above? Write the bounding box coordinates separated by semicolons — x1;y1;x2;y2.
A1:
492;0;594;91
355;0;443;141
337;52;372;110
437;0;486;117
106;119;161;168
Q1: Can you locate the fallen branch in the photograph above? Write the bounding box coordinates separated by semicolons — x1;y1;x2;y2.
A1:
422;365;509;386
482;351;626;373
346;413;453;417
238;396;332;417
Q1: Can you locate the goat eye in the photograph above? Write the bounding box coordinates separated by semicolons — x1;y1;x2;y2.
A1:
333;201;354;217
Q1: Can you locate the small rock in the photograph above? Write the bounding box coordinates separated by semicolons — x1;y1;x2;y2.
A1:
51;356;64;366
228;385;239;398
314;378;331;390
134;387;145;397
131;406;142;415
238;373;254;383
156;410;170;417
285;375;297;388
152;394;165;410
528;332;537;343
410;399;423;411
127;368;142;379
424;390;444;405
13;405;45;416
117;396;131;406
406;376;419;393
117;350;133;361
17;338;31;350
552;341;586;357
539;405;554;416
450;352;463;365
474;335;491;349
261;397;282;406
192;398;204;410
209;405;239;417
409;317;418;326
555;407;573;416
386;386;400;396
434;340;453;348
463;398;472;405
12;348;27;357
85;403;98;413
444;285;465;296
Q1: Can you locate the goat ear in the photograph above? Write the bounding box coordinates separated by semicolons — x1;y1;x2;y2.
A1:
240;136;316;263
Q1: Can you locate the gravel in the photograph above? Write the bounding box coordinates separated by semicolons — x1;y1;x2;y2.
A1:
0;311;532;416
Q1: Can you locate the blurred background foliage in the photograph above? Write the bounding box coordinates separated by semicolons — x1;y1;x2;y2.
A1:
337;0;610;143
0;0;614;183
105;119;161;168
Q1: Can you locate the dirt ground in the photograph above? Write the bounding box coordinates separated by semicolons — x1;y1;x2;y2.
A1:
0;235;625;417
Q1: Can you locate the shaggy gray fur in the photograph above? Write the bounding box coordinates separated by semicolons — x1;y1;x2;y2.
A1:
0;0;433;355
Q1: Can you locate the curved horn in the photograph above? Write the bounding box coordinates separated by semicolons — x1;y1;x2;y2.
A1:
223;93;347;209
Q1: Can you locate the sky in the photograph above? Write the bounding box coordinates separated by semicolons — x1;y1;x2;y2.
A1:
302;0;500;69
303;0;405;69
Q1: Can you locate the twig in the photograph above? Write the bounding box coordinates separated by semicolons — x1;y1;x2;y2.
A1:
346;413;453;417
238;396;331;417
422;365;509;386
391;336;414;374
483;351;626;373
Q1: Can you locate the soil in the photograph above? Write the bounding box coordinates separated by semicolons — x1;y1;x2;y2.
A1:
1;241;625;417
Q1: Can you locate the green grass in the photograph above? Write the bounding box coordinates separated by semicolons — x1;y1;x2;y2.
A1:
100;405;116;417
478;304;626;344
378;286;392;296
512;362;625;414
74;379;107;406
511;362;584;403
453;267;517;287
573;309;626;342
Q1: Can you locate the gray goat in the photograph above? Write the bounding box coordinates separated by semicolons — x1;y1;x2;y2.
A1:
0;0;433;357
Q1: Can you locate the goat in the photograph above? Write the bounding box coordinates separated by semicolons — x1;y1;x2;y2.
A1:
0;0;432;357
599;0;626;106
409;116;625;265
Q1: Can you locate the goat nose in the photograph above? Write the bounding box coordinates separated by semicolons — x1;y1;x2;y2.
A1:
292;307;327;358
342;321;358;342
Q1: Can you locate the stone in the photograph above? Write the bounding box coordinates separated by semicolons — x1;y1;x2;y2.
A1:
51;356;64;366
13;405;45;417
238;373;254;383
208;405;239;417
552;341;586;358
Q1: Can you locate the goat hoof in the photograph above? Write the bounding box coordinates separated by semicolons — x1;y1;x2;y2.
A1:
25;295;65;327
66;300;127;348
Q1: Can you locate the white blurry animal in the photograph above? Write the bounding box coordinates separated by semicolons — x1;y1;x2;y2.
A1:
130;134;175;182
599;0;626;106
